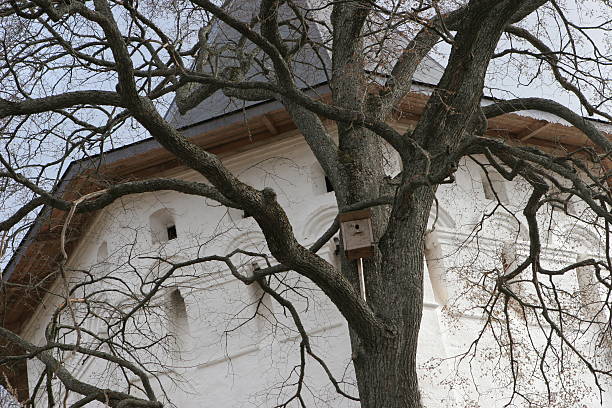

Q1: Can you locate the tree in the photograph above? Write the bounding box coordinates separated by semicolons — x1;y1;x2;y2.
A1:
0;0;611;407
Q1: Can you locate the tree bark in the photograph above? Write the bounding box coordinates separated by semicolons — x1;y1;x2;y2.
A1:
353;336;423;408
345;176;433;408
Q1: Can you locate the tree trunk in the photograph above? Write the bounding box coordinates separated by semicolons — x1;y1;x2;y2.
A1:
345;180;432;408
353;336;422;408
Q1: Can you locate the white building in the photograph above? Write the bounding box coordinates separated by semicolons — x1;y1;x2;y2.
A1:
1;93;610;407
1;3;611;407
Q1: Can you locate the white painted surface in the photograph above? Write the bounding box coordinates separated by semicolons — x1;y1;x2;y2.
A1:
22;134;611;407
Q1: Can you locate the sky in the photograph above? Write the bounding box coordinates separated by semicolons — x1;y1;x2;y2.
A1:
0;386;19;408
434;0;611;120
1;0;611;269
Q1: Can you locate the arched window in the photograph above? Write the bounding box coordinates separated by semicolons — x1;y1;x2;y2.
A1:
165;287;190;353
91;241;110;280
96;241;108;262
149;208;178;244
81;294;110;351
562;226;603;318
329;235;341;270
324;176;334;193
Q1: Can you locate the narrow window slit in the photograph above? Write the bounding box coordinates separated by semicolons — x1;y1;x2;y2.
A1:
166;225;177;240
325;176;334;193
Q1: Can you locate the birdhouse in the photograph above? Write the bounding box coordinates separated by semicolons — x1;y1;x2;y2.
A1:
338;209;375;260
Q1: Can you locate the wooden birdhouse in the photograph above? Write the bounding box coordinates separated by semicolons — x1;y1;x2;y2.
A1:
338;209;375;260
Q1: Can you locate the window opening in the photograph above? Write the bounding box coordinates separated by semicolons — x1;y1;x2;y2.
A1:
325;176;334;193
166;225;177;240
501;242;517;272
501;241;525;304
149;208;176;244
248;263;273;339
169;289;188;323
166;287;189;354
96;241;108;263
243;210;253;219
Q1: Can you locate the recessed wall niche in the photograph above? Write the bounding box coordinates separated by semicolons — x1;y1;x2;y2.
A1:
149;208;178;244
480;168;509;204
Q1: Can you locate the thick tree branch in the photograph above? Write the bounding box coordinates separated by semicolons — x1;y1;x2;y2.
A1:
189;0;293;83
376;0;549;115
281;97;340;187
0;91;124;119
0;175;238;226
504;25;612;121
0;326;161;408
77;3;385;340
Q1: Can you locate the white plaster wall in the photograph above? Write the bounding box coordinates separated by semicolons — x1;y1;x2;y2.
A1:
21;134;611;407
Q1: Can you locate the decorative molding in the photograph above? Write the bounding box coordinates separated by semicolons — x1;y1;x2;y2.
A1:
301;203;338;243
223;229;268;256
558;223;603;255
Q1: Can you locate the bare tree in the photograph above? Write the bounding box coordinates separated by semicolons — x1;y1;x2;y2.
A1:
0;1;611;407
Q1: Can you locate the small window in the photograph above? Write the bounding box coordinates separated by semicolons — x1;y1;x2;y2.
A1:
575;254;600;316
501;241;524;301
325;235;341;270
164;288;190;357
166;225;177;240
96;241;108;264
169;289;188;321
248;276;273;338
325;176;334;193
243;210;253;219
149;208;177;244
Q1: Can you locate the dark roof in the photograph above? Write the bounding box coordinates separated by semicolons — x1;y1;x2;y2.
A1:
1;93;294;283
163;0;444;130
165;0;332;129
